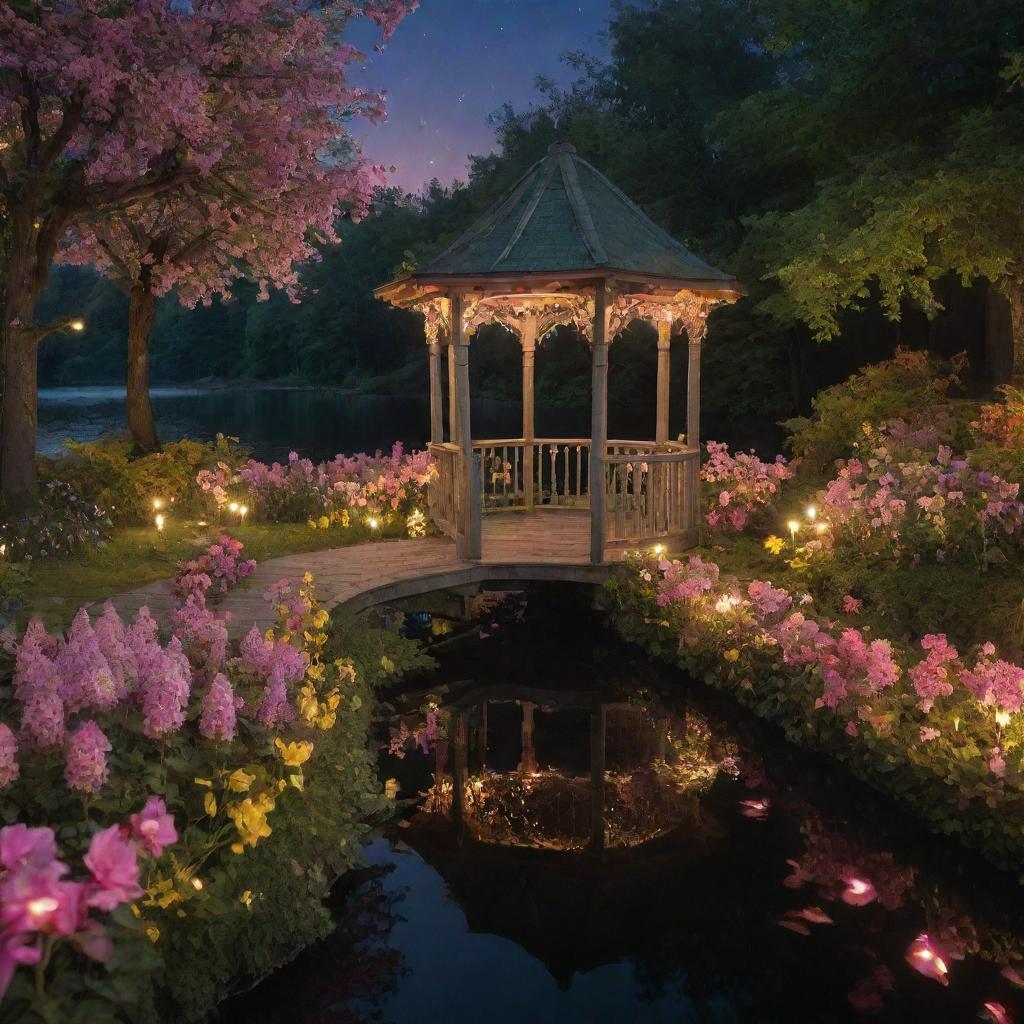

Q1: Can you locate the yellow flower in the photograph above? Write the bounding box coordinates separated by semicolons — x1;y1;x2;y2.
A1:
724;648;740;663
288;772;305;792
312;609;329;630
307;519;317;530
204;792;217;817
318;515;330;529
763;535;785;555
240;890;253;908
194;777;213;788
384;778;400;799
227;793;275;848
275;738;314;767
226;768;256;793
146;926;160;943
144;878;182;910
303;571;314;584
381;655;396;674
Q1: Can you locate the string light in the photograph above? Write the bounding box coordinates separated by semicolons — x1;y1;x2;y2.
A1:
155;513;165;531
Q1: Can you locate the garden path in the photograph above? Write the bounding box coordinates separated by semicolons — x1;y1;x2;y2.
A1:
108;510;618;635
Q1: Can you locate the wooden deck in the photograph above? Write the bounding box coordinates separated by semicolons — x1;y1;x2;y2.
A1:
109;510;621;635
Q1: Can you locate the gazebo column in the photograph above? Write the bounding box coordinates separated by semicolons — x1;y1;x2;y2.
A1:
655;319;671;445
447;338;458;443
451;292;481;560
589;282;608;564
521;319;537;509
686;327;703;530
428;337;444;445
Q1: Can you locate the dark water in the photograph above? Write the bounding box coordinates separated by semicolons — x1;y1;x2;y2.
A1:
38;386;781;464
223;586;1024;1024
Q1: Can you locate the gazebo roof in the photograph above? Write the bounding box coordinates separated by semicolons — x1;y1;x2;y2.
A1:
377;141;740;300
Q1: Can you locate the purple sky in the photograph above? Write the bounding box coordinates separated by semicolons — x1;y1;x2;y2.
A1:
347;0;614;193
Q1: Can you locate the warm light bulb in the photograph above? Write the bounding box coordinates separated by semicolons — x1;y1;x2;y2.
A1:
367;516;380;530
228;502;239;513
239;505;248;518
787;519;800;535
69;319;85;332
190;877;204;891
153;498;163;510
155;513;165;531
996;710;1011;728
26;897;59;922
806;505;817;520
815;521;828;535
652;543;666;556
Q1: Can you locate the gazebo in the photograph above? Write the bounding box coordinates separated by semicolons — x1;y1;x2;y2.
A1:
376;142;741;563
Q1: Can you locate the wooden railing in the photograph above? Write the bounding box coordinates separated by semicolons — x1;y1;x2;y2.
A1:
427;442;461;538
604;444;699;546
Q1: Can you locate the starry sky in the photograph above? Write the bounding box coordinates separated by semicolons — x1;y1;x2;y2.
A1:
346;0;614;193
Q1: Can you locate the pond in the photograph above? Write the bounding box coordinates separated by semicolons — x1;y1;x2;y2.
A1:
38;386;780;463
222;586;1024;1024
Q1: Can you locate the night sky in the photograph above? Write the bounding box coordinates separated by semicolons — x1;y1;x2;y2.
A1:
347;0;614;193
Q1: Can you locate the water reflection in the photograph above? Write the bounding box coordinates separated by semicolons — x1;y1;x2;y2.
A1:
224;587;1024;1024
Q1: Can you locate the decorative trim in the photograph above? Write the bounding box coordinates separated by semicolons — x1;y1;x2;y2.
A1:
412;297;451;344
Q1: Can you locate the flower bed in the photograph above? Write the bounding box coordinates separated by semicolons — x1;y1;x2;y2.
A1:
608;552;1024;870
0;535;430;1020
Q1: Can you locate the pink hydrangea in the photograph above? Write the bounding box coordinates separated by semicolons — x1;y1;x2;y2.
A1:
199;673;238;742
171;594;229;670
129;797;177;858
55;610;119;713
962;654;1024;715
0;723;18;789
64;721;111;795
237;627;307;727
84;826;143;911
908;634;960;712
93;602;135;700
656;556;720;605
13;620;64;750
842;595;862;615
747;580;792;619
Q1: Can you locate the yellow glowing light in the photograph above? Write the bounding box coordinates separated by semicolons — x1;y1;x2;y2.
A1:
153;498;163;510
806;505;817;520
27;897;59;922
815;521;829;535
196;520;208;527
787;519;800;537
69;319;85;332
190;877;204;891
228;502;239;513
0;544;6;558
996;710;1011;728
714;596;733;614
652;543;666;556
155;513;165;531
367;516;380;530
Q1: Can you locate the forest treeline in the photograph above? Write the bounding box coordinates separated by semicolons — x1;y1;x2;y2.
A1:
37;0;1024;433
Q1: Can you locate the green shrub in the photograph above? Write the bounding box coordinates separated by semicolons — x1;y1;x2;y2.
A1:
39;436;246;525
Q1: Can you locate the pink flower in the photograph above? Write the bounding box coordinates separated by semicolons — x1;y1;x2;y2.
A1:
0;928;41;1000
64;720;111;795
905;933;949;985
919;726;941;742
84;827;143;911
129;797;177;858
844;721;859;737
840;875;877;906
199;673;238;742
842;595;862;615
0;723;18;788
989;748;1006;778
0;825;59;874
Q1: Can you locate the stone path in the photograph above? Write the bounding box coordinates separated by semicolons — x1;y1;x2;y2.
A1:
110;510;618;635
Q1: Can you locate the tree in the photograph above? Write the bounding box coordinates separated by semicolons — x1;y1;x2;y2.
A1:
723;0;1024;380
0;0;415;493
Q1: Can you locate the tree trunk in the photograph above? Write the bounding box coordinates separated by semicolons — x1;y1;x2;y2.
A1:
1009;279;1024;391
985;283;1013;389
127;282;160;452
0;325;40;503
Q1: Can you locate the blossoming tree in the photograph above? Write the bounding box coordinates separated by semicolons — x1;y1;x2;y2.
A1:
0;0;415;488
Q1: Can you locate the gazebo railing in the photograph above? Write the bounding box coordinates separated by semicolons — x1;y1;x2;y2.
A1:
427;442;462;537
603;446;699;546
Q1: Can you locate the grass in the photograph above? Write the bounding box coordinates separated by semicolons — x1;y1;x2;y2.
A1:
18;516;406;630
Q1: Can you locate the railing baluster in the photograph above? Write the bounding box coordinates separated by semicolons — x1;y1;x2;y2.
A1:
549;445;558;506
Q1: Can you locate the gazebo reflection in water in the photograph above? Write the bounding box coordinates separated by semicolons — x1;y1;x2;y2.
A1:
414;684;723;853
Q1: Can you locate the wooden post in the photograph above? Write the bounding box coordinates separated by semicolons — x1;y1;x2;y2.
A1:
686;329;702;450
452;293;481;560
447;338;458;443
589;282;608;564
428;339;443;444
451;711;468;838
656;319;671;445
521;318;537;509
518;701;538;773
589;703;606;853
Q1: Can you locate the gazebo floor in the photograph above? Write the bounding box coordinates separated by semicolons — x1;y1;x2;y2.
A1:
107;510;622;635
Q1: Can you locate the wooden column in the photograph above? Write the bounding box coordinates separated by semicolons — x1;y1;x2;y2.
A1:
447;339;458;443
518;701;538;773
686;330;702;449
589;282;608;564
655;319;671;445
521;319;537;509
452;293;481;560
428;339;443;444
589;703;606;853
451;711;468;838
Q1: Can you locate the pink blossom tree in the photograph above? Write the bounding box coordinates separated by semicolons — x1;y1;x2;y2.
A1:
0;0;415;491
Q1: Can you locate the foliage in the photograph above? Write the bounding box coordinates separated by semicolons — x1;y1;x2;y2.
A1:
0;481;111;562
39;437;245;527
0;542;427;1021
783;350;967;470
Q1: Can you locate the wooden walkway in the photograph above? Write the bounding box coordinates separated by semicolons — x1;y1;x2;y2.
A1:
110;510;619;635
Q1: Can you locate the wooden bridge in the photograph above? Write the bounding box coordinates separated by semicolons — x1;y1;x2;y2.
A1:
110;510;623;635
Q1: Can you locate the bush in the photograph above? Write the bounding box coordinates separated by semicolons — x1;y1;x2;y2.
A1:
783;349;967;471
39;436;245;526
0;479;111;561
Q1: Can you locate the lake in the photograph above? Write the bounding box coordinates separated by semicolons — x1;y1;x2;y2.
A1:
222;584;1024;1024
38;385;779;463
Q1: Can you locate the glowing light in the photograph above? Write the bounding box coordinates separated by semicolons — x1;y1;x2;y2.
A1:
0;544;5;558
228;502;239;513
996;710;1011;728
239;504;248;519
840;874;878;906
815;521;829;535
155;514;165;531
787;519;800;535
190;877;204;891
27;897;59;923
153;498;163;510
806;505;817;520
69;319;85;332
652;543;666;556
196;520;208;527
367;516;380;530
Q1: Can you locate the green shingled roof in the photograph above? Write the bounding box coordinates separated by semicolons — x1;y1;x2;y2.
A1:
413;142;735;286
